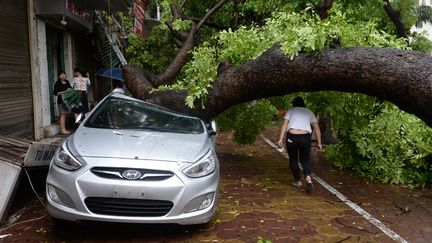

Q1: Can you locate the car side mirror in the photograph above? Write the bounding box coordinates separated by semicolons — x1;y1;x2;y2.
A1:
211;120;217;132
208;120;217;136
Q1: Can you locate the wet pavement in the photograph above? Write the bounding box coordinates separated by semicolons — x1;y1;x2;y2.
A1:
1;126;432;242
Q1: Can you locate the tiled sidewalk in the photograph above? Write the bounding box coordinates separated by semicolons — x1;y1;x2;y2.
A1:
263;125;432;243
209;132;390;242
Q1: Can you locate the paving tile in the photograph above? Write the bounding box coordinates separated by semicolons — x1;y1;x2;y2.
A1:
277;210;302;219
216;229;243;240
315;225;341;236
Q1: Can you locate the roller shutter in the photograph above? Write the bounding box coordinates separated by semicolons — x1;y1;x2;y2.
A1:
0;0;33;137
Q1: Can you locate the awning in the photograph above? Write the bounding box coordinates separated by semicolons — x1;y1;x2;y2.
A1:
96;68;123;80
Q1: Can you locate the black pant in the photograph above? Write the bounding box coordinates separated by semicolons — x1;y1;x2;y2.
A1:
80;91;89;113
72;91;89;113
286;132;312;182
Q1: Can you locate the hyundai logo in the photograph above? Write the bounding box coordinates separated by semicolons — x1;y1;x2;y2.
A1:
122;170;142;180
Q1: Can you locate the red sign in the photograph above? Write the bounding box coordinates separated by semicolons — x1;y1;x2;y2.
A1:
134;0;145;36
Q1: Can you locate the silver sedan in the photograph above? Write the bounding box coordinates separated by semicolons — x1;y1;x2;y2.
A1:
46;93;219;225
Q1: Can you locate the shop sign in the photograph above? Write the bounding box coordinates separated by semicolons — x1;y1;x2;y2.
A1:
134;0;145;36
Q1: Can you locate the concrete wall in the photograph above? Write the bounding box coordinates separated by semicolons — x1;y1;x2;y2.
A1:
28;0;42;140
28;0;51;141
36;20;52;130
64;33;74;81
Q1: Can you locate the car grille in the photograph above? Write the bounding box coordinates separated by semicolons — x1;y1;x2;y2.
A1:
90;167;174;181
85;197;173;217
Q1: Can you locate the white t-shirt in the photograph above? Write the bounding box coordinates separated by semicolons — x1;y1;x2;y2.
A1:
112;87;124;94
284;107;318;133
71;77;91;92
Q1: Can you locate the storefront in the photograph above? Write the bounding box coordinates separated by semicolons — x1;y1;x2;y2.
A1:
0;0;131;140
31;0;101;139
28;0;131;140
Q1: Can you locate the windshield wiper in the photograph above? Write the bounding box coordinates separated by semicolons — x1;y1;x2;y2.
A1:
88;124;117;129
141;126;191;134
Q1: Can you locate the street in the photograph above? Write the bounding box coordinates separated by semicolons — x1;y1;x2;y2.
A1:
1;126;431;242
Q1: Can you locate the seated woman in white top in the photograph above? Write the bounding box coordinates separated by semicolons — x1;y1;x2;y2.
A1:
277;96;322;193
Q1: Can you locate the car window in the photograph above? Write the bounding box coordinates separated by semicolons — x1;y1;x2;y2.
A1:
84;97;204;134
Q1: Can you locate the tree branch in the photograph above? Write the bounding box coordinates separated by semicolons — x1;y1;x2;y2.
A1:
171;4;224;29
133;46;432;127
195;0;226;30
182;16;224;29
155;23;197;86
383;0;408;38
170;5;182;19
153;0;227;87
121;64;155;96
174;39;184;49
179;0;187;12
166;22;189;42
315;0;334;19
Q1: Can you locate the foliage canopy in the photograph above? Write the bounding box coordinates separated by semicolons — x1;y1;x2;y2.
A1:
125;0;432;187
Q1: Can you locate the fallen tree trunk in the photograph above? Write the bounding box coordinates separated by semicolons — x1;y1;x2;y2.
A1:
122;46;432;126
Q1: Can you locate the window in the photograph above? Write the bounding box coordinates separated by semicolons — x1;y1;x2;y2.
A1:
417;21;424;28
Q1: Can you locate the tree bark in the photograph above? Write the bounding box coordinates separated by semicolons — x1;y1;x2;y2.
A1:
123;46;432;127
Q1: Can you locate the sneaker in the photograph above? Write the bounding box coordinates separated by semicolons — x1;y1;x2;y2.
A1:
306;182;313;193
291;181;302;191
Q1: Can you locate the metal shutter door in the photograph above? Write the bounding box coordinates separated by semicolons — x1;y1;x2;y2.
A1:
0;0;33;137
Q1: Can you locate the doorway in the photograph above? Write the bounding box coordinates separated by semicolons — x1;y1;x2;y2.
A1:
46;26;65;122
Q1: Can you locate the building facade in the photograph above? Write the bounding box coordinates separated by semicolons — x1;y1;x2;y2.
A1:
411;0;432;40
0;0;130;141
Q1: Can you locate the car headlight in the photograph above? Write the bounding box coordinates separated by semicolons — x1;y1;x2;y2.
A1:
53;146;83;171
183;151;216;178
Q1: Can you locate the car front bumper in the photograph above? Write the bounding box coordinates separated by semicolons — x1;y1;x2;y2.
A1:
46;157;219;225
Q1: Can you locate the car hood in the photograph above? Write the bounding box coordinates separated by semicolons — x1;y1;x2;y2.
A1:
67;127;210;163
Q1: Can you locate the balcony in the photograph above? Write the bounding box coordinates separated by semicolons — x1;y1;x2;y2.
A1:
35;0;132;32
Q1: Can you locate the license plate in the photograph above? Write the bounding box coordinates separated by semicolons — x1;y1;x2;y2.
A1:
112;186;146;199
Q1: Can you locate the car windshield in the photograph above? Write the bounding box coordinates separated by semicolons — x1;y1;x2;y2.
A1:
84;97;204;134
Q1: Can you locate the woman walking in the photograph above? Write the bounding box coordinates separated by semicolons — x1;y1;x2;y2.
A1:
277;97;322;192
53;70;72;135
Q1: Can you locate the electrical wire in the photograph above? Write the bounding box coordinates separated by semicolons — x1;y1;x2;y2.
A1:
0;215;46;233
23;168;47;209
0;168;48;234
